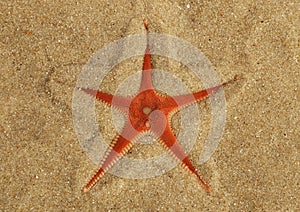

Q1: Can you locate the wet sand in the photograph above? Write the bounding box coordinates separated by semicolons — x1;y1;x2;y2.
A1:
0;0;299;211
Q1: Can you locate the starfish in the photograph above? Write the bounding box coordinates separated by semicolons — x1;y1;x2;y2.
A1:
80;19;237;193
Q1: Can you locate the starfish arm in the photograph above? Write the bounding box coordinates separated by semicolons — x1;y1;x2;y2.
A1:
78;87;132;113
157;126;211;192
83;123;138;192
167;75;238;111
139;19;154;92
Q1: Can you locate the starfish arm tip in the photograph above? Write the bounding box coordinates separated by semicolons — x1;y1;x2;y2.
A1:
83;187;89;193
205;184;212;193
234;74;239;81
197;177;212;193
143;18;148;30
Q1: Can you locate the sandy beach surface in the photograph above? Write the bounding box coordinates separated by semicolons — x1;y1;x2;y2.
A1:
1;0;299;211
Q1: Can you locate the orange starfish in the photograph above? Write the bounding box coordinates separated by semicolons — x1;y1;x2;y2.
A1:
80;19;237;193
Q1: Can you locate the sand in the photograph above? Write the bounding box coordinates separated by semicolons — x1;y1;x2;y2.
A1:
0;0;299;211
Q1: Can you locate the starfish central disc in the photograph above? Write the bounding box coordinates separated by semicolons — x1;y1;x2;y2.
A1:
128;90;160;132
